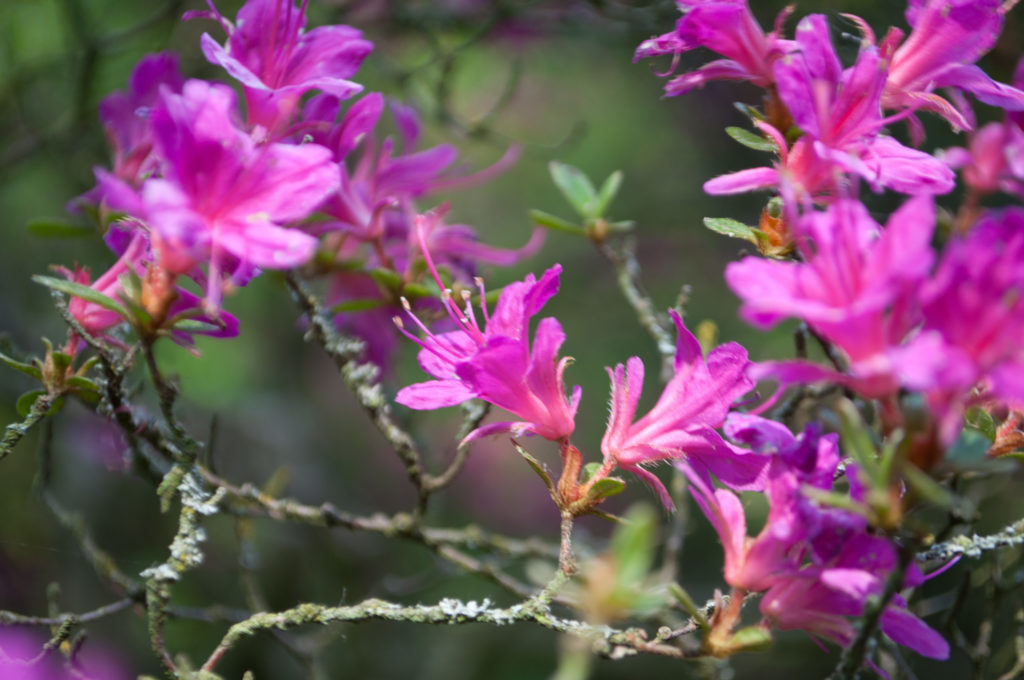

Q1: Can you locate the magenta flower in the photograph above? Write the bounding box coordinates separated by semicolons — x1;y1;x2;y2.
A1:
635;0;794;97
705;15;954;200
600;311;763;508
193;0;372;137
54;231;239;348
880;0;1024;141
94;53;184;193
139;79;340;312
684;419;949;662
727;197;935;399
893;209;1024;443
396;230;578;443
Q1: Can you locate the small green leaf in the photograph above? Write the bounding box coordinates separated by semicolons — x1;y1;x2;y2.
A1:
593;170;624;218
902;464;954;508
728;625;773;652
328;298;388;315
549;161;598;218
0;351;42;380
965;407;997;443
703;217;759;244
368;267;404;291
587;476;626;501
836;399;882;485
529;209;586;235
733;102;765;122
16;391;55;417
26;219;94;238
169;319;221;333
50;350;73;377
511;440;556;497
726;126;778;152
66;375;99;392
669;583;708;631
32;275;130;318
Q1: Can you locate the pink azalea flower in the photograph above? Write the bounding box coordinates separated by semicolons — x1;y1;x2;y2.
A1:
705;15;954;201
140;79;340;312
192;0;372;138
880;0;1024;141
54;232;239;348
683;419;949;662
893;208;1024;443
600;310;763;508
634;0;795;96
727;197;935;399
396;222;578;443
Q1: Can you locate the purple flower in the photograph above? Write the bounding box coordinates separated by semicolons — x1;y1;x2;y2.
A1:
96;53;184;190
193;0;372;137
684;418;949;662
600;311;763;508
635;1;795;97
54;231;239;349
138;79;339;312
705;16;954;200
880;0;1024;141
396;228;578;443
893;209;1024;443
727;197;935;399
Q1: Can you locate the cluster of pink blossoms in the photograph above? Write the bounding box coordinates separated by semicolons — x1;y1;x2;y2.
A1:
391;0;1024;666
65;0;537;365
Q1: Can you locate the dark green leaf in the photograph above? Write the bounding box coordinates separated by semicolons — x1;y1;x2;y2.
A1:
703;217;759;243
0;351;42;380
902;464;954;508
669;583;708;630
729;625;773;652
16;390;47;417
946;427;992;463
32;275;129;318
725;126;778;152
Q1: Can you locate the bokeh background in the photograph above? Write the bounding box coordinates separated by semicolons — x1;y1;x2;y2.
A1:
2;0;1024;677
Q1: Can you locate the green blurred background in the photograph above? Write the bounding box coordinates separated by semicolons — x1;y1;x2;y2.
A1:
2;0;1024;677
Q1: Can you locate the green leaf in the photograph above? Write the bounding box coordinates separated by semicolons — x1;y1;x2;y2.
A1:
669;583;709;631
549;161;598;218
587;476;626;501
66;375;99;392
529;209;586;235
32;275;130;318
16;391;46;417
965;407;997;442
368;267;404;291
511;440;556;497
836;399;882;485
593;170;624;218
703;217;759;244
728;625;773;652
610;504;657;586
725;126;778;152
902;464;954;508
169;319;221;333
328;298;388;315
26;219;94;238
0;351;42;380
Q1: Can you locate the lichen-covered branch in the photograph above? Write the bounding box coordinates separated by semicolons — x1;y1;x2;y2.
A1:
0;393;55;461
284;273;426;504
596;237;676;365
200;594;701;673
918;518;1024;562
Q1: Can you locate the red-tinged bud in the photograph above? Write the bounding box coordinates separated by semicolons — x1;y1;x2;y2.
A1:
556;443;584;509
141;264;179;329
